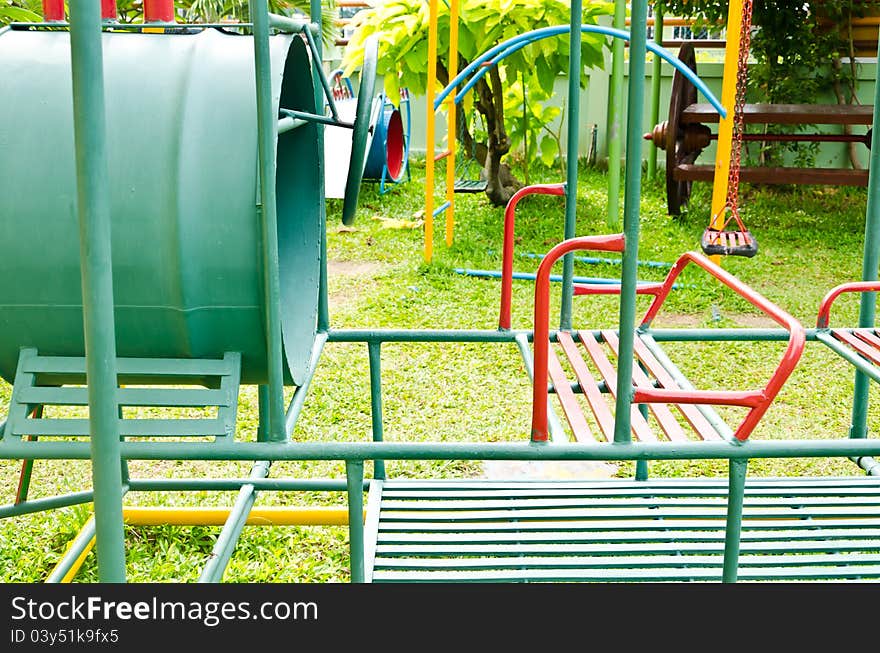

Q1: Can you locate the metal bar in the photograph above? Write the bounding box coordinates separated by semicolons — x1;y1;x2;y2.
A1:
127;478;368;492
816;331;880;384
612;0;649;444
250;0;287;441
124;506;350;526
284;332;328;435
313;0;330;333
267;13;317;35
258;384;270;442
560;0;583;331
326;328;527;343
7;438;880;462
15;405;42;504
722;458;748;582
363;479;384;582
605;0;625;229
279;108;349;128
277;116;308;134
302;25;339;121
346;460;366;582
45;516;96;584
368;342;386;480
432;200;451;217
444;0;459;248
68;0;126;583
0;490;96;519
198;460;270;582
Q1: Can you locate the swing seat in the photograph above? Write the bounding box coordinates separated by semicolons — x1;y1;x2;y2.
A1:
454;178;488;194
701;228;758;258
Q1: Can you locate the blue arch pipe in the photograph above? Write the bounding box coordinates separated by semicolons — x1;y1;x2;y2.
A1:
434;24;725;118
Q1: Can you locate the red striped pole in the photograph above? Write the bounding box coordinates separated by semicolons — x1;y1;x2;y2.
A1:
144;0;176;22
42;0;64;22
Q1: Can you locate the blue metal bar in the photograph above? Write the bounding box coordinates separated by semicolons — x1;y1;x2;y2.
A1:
437;25;725;117
453;267;684;288
432;200;452;217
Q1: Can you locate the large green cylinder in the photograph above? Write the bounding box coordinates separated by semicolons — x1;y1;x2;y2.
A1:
0;28;321;385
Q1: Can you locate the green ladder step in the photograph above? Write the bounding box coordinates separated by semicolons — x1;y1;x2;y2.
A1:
4;348;241;441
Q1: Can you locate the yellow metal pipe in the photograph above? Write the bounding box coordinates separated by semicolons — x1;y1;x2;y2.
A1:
445;0;459;248
122;506;356;526
708;0;745;265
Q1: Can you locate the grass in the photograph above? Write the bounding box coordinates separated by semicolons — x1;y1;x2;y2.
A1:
1;156;879;582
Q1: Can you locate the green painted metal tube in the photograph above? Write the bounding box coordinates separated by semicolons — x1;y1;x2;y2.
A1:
198;460;270;583
310;0;331;334
346;461;365;583
326;328;526;343
722;459;748;583
257;385;270;443
560;0;583;331
127;478;369;492
267;13;318;35
284;332;328;435
68;0;126;583
7;438;880;462
646;328;793;342
850;36;880;441
46;517;96;584
368;342;386;480
647;7;664;180
0;490;96;519
605;0;626;229
0;29;321;387
612;0;649;444
251;0;288;441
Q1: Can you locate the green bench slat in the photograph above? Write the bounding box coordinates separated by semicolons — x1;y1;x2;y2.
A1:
21;355;235;377
17;386;231;408
380;477;880;490
18;418;230;437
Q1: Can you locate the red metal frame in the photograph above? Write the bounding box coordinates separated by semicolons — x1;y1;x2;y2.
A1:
531;244;805;443
530;235;625;441
144;0;176;23
499;183;566;330
816;281;880;328
42;0;64;21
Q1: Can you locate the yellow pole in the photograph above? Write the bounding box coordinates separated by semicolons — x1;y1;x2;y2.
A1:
709;0;745;265
49;507;358;582
424;0;440;262
445;0;460;247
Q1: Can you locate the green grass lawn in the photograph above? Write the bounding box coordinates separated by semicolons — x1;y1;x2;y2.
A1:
2;157;879;582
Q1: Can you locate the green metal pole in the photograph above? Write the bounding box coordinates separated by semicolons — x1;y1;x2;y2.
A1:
198;460;270;582
68;0;126;583
612;0;649;444
636;400;649;480
368;342;386;480
257;384;270;442
311;0;330;333
346;460;365;582
46;517;96;583
722;458;748;583
560;0;583;331
249;0;287;441
849;36;880;441
605;0;626;228
647;5;664;180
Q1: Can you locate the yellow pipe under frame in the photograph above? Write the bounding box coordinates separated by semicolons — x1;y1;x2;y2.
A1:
48;506;357;583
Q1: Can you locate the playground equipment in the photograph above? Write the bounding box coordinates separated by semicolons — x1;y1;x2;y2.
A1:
362;87;411;193
4;0;880;584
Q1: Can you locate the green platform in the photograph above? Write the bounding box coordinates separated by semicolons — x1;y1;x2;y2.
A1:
365;478;880;582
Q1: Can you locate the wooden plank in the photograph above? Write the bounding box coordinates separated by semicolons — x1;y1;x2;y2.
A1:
674;164;869;186
576;331;657;441
556;332;615;441
833;328;880;365
681;103;874;125
547;346;595;442
601;331;688;442
630;336;722;440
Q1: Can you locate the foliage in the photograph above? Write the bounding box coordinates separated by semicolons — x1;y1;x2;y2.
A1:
0;1;41;26
655;0;880;165
342;0;613;204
